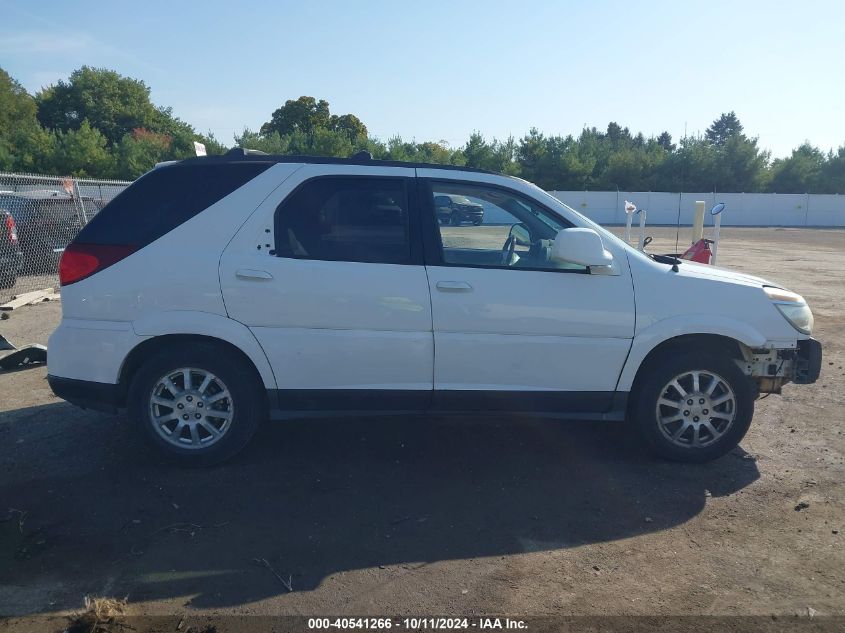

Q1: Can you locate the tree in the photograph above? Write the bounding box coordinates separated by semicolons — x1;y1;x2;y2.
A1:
656;131;675;152
115;128;173;179
819;146;845;194
705;111;744;146
49;120;114;177
329;113;367;141
768;143;824;193
0;67;53;171
605;122;632;148
260;96;331;137
36;66;163;145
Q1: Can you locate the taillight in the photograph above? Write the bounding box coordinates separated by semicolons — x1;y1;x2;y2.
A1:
3;213;16;245
59;243;137;286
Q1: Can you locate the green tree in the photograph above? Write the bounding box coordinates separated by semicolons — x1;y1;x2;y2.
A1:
329;113;368;142
260;96;332;137
769;143;824;193
656;131;675;152
705;111;744;147
463;132;519;174
36;66;163;146
819;146;845;193
711;135;770;192
114;128;174;179
655;136;718;191
49;120;114;177
0;67;53;171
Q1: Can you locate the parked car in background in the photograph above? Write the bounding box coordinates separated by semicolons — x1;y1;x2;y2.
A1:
0;190;103;274
0;209;22;289
435;193;484;225
47;150;821;466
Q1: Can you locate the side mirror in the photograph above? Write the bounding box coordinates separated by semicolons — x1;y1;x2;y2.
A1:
509;223;531;246
551;228;613;267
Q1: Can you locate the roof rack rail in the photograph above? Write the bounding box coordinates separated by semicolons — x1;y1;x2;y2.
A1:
178;150;501;176
226;147;269;157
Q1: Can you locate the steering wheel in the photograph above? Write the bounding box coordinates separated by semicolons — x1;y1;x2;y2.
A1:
501;234;516;266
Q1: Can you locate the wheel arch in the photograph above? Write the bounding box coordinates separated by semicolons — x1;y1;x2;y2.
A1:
626;333;746;398
118;333;272;403
616;315;766;394
121;311;277;400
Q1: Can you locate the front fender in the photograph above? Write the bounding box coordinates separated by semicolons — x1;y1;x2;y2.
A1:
131;311;277;389
615;314;768;392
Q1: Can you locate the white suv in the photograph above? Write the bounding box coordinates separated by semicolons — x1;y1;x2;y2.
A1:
47;150;822;465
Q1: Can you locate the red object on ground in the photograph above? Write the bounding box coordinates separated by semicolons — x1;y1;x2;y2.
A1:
681;239;713;264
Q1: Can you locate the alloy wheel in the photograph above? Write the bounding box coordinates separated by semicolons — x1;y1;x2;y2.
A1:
148;367;234;449
655;370;737;448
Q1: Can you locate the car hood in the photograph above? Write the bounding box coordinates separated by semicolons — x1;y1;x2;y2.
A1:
676;260;777;288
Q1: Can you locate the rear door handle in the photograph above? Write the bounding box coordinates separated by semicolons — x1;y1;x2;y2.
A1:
436;280;472;292
236;268;274;281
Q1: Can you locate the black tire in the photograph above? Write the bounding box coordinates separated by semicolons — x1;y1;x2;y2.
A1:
630;350;755;463
127;343;265;466
450;212;461;226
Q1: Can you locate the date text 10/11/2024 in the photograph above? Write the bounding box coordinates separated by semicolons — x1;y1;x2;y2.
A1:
307;618;528;630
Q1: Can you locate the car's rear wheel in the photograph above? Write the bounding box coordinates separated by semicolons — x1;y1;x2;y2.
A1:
631;350;755;462
127;344;265;466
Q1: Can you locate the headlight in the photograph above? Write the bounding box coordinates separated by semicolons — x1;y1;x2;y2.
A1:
764;286;814;334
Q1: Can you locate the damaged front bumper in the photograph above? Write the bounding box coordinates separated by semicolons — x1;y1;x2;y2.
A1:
737;338;822;394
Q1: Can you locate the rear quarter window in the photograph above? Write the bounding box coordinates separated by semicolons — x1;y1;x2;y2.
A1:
74;163;270;246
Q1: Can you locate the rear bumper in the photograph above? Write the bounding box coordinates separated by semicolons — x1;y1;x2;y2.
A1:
793;338;822;384
48;375;122;413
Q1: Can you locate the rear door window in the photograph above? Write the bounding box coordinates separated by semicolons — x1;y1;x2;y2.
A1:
74;163;270;246
274;177;411;264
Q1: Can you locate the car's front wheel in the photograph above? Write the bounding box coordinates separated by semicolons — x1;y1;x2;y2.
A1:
631;350;755;462
127;343;265;466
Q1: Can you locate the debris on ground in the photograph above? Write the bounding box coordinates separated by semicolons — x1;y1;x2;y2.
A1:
0;344;47;371
253;557;293;592
795;501;811;511
65;595;127;633
0;288;58;311
1;507;28;533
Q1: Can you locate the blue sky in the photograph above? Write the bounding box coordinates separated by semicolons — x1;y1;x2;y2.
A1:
1;0;842;158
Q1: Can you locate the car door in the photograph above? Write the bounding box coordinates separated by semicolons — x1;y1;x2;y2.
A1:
417;171;635;415
220;164;433;412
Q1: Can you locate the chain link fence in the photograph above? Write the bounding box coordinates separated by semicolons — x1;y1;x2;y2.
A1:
0;172;131;303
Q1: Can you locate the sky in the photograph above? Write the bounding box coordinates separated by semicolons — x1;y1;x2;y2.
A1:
1;0;843;158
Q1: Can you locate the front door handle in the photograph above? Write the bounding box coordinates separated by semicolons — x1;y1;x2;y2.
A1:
436;280;472;292
236;268;274;281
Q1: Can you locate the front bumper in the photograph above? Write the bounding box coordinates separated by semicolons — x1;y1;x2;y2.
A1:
48;375;122;413
793;338;822;384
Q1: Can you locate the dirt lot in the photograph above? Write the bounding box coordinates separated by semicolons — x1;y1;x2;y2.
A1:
0;227;843;629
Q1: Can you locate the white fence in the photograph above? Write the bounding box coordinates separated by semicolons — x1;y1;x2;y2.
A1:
549;191;845;227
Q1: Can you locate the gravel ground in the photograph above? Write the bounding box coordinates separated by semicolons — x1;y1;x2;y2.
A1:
0;227;843;630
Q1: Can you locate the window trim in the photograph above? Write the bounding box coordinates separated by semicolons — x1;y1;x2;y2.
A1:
418;178;589;275
272;175;423;266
